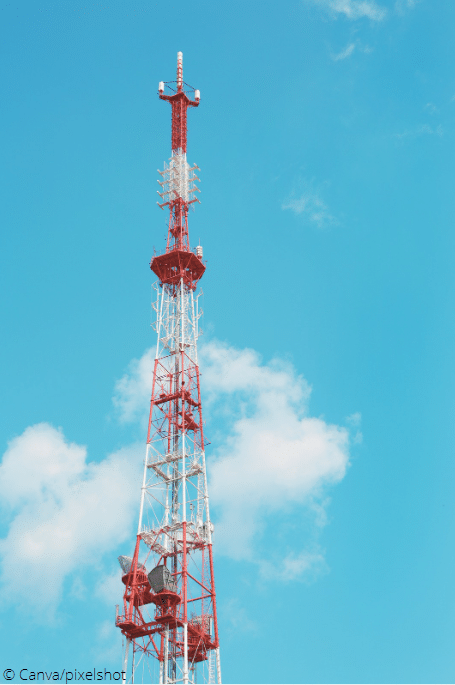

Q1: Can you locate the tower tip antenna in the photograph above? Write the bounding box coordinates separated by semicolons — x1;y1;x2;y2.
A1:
177;51;183;90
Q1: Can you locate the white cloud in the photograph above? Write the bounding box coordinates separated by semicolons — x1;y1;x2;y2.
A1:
113;347;155;424
307;0;387;21
332;42;356;61
199;341;354;572
282;180;338;228
0;424;141;618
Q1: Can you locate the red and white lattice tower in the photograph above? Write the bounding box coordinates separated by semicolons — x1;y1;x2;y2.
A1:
115;52;221;685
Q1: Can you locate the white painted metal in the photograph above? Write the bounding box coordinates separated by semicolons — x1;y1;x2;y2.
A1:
144;280;208;544
157;152;200;205
123;639;130;684
164;626;169;684
183;623;189;685
137;442;150;535
207;618;215;684
215;648;221;685
177;52;183;89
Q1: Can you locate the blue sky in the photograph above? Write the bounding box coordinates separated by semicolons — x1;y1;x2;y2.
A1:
1;0;455;683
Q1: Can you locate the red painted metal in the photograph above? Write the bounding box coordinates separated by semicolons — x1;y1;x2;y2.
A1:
159;67;199;154
151;56;203;293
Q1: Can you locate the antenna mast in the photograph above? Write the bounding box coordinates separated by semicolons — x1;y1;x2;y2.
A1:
116;53;221;685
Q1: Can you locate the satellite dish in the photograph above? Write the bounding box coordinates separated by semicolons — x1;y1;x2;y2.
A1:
118;555;146;575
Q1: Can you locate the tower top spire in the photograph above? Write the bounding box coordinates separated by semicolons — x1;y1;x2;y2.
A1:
177;51;183;91
158;52;200;153
151;54;205;289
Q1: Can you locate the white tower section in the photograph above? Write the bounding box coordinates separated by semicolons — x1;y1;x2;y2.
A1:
158;155;201;205
138;281;209;543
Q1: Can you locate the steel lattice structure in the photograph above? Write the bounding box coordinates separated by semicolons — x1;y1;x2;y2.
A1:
116;53;221;685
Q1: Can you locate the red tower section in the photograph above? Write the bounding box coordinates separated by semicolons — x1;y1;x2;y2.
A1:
151;51;203;290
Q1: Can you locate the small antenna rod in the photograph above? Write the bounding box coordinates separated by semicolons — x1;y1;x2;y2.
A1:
177;51;183;91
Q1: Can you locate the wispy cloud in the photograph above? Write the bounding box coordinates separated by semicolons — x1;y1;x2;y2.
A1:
332;42;356;61
394;124;443;140
424;102;439;115
223;598;258;634
282;180;338;228
395;0;418;15
260;549;328;582
92;619;123;663
347;411;363;444
306;0;387;21
331;41;373;60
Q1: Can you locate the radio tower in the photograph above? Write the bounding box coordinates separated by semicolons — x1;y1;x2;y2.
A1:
115;52;221;685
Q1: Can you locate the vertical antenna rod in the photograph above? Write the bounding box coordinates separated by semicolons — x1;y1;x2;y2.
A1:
177;51;183;91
